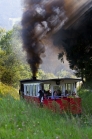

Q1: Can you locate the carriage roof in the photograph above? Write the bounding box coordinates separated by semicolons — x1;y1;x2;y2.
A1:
20;78;81;84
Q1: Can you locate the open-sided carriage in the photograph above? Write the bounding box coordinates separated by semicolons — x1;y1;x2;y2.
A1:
19;77;82;115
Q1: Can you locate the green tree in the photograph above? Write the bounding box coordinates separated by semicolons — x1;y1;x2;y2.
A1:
0;48;6;80
0;28;6;40
0;30;17;85
0;27;32;87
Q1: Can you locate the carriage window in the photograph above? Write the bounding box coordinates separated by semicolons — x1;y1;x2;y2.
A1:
65;84;71;94
44;84;50;91
36;85;39;96
26;85;30;95
30;85;33;96
24;84;40;96
33;85;36;96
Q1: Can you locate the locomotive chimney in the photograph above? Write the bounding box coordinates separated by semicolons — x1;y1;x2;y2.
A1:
32;76;37;80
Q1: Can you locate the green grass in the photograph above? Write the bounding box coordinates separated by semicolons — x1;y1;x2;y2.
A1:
0;82;92;139
0;96;92;139
78;87;92;114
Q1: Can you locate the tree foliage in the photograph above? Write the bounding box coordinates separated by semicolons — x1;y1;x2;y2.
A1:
0;28;32;87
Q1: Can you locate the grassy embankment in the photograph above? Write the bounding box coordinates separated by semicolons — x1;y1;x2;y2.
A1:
0;82;92;139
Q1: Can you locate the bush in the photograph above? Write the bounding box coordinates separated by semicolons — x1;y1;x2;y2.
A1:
0;82;19;99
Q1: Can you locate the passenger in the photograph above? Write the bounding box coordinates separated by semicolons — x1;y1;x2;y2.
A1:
48;89;52;96
53;91;59;99
38;90;44;104
57;90;61;96
65;90;69;97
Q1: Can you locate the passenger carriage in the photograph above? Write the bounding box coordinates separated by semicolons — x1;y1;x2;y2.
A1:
19;77;82;115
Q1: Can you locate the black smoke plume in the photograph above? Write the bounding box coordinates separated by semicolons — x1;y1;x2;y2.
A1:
53;2;92;80
21;0;91;77
53;2;92;64
21;0;67;77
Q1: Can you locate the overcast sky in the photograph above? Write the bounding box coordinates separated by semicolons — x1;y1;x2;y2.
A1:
0;0;22;29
